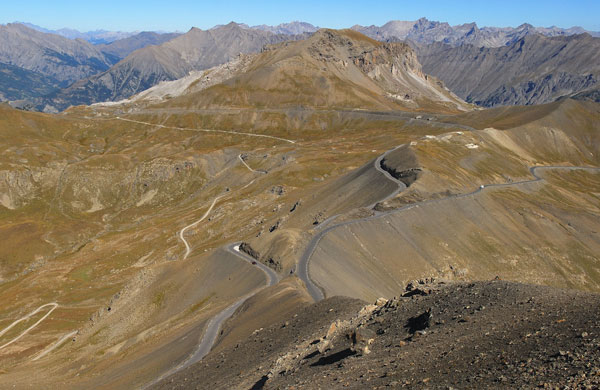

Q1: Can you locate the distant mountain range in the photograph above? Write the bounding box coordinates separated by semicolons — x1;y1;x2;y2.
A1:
16;21;319;44
414;33;600;107
17;22;143;44
1;19;599;111
35;22;302;112
17;18;599;46
243;21;319;35
95;31;181;61
0;23;181;106
0;23;114;103
352;18;600;47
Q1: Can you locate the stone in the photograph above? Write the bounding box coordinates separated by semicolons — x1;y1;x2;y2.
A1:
326;321;339;339
405;309;432;333
375;297;388;306
350;327;376;355
317;339;332;353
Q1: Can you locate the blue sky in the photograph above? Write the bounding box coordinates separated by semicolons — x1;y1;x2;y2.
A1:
3;0;599;32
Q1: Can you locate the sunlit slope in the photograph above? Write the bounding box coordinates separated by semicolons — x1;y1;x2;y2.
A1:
157;29;469;112
310;100;600;301
0;101;434;388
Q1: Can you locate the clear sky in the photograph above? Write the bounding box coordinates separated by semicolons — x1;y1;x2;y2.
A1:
3;0;599;32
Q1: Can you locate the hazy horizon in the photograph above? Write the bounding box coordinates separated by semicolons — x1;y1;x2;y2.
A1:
3;0;599;33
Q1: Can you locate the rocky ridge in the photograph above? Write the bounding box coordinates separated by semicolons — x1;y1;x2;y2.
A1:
0;23;114;104
96;31;181;60
0;23;113;84
154;280;600;389
353;17;600;47
158;29;469;112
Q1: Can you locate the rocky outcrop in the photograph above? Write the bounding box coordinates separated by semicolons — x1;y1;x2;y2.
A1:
380;144;422;187
156;281;600;389
239;242;260;260
380;160;422;187
240;242;284;272
267;296;389;379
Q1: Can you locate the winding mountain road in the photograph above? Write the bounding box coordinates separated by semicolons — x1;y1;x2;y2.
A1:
150;131;599;386
369;146;408;207
238;154;268;174
0;303;58;351
179;195;224;260
298;155;600;302
298;145;409;301
115;117;296;144
146;153;279;387
180;243;278;367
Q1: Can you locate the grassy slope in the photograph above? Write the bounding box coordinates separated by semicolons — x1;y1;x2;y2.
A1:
0;83;599;389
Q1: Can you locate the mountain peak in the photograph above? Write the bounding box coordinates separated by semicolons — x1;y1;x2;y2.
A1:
251;21;318;35
160;27;469;113
517;23;534;30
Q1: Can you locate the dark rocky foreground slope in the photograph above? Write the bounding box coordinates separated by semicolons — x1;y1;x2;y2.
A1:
153;280;600;389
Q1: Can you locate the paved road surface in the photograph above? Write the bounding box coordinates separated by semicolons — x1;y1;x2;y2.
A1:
146;243;279;388
298;162;600;302
298;146;408;301
182;243;278;366
149;132;600;386
145;158;276;388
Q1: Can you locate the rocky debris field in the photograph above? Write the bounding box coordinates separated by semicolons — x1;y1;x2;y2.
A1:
152;296;366;390
155;280;600;389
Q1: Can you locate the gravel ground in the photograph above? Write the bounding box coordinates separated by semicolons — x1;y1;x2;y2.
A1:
154;280;600;389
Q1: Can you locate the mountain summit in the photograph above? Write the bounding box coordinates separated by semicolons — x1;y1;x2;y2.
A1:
159;29;468;112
